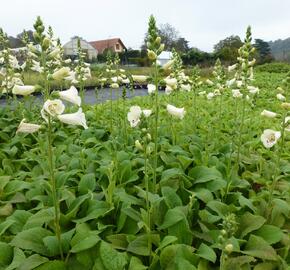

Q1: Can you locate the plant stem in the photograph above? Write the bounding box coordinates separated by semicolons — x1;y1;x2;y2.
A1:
152;61;159;193
47;116;63;260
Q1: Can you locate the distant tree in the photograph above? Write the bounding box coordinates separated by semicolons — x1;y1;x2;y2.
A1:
174;37;190;53
254;39;273;64
17;30;34;43
181;48;214;66
214;35;243;63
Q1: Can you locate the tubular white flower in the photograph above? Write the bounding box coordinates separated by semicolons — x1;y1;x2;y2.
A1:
214;89;221;96
277;93;286;101
226;78;236;87
57;108;88;129
247;86;259;94
236;80;243;88
198;91;206;96
122;78;130;84
12;85;35;96
132;75;148;83
65;71;78;84
142;109;152;118
41;99;65;122
165;85;173;95
58;86;81;106
228;64;237;72
166;104;186;119
110;83;119;89
181;84;191;92
16;119;41;134
261;110;277;118
127;106;142;127
52;67;70;80
232;89;243;98
164;78;177;88
261;129;281;148
147;84;156;95
206;79;214;86
111;77;118;83
207;92;215;100
162;60;174;70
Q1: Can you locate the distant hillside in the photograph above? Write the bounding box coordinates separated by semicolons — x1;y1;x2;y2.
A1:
269;38;290;62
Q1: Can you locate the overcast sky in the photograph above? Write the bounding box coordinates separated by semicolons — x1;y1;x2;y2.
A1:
1;0;290;52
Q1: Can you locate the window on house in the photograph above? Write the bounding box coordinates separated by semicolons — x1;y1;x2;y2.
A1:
116;43;120;50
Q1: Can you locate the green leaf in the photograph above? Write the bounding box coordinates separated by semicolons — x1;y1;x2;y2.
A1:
7;210;32;234
128;256;147;270
224;255;256;270
6;248;26;270
18;254;48;270
0;242;13;266
239;212;265;238
10;227;52;255
43;229;75;256
189;166;223;184
71;231;100;253
127;234;160;256
161;186;182;209
159;208;186;229
254;225;283;245
242;235;278;261
78;173;96;194
157;236;178;251
23;208;55;229
100;241;128;270
35;261;66;270
196;243;216;263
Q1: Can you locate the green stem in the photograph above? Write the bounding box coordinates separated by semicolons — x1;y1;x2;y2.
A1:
47;116;63;260
152;61;159;193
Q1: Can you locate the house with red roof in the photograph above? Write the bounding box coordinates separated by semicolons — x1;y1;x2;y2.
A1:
89;38;126;54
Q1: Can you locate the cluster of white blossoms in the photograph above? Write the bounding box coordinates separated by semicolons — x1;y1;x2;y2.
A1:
127;105;152;127
17;86;87;134
260;72;290;148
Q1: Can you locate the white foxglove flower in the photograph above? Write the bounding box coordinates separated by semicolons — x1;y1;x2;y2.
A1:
248;59;256;66
281;102;290;109
147;84;156;95
31;60;43;73
198;91;206;96
132;75;148;83
58;86;81;106
58;108;88;129
64;59;72;64
110;83;119;89
181;84;191;92
135;140;143;150
165;85;173;95
226;78;236;87
166;104;186;119
228;64;237;72
127;106;142;127
247;86;259;94
277;93;286;101
214;89;221;96
52;67;70;80
122;78;130;84
41;99;65;122
162;60;174;70
12;85;35;96
207;92;215;100
284;116;290;132
142;109;152;118
261;129;281;148
261;110;277;118
236;80;243;88
206;79;214;86
164;78;177;89
49;47;61;58
65;71;78;84
111;77;118;83
232;89;243;98
16;119;41;134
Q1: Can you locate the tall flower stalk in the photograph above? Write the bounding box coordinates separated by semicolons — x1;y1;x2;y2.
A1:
147;15;164;193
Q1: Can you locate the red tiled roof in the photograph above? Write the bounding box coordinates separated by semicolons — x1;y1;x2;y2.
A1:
89;38;126;53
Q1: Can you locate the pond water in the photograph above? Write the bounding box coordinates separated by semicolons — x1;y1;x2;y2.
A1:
0;87;152;106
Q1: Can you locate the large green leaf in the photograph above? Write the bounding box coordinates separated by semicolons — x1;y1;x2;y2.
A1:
18;255;48;270
6;248;26;270
254;225;283;245
238;212;266;238
161;186;182;209
71;231;100;253
78;173;96;194
0;242;13;266
100;241;128;270
189;166;223;184
196;243;216;263
128;256;147;270
10;227;52;255
242;235;278;261
127;234;160;256
35;261;67;270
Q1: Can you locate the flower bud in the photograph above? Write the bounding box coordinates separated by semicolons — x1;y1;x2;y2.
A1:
225;244;233;254
42;37;50;51
135;140;143;151
147;50;157;60
159;43;165;52
281;102;290;110
155;36;161;45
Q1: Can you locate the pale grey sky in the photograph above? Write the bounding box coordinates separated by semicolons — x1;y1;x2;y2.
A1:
1;0;290;51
